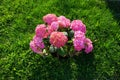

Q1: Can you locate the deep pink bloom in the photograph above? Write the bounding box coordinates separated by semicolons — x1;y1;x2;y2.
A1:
70;20;86;33
84;38;92;44
46;22;59;37
33;36;45;49
46;25;54;36
58;16;70;28
35;24;46;38
30;40;42;53
73;38;85;51
50;32;68;48
84;38;93;53
85;43;93;54
44;32;50;38
73;31;86;51
43;14;58;25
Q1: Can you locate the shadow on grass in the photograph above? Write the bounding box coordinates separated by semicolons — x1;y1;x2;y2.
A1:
105;0;120;24
29;53;95;80
72;53;95;80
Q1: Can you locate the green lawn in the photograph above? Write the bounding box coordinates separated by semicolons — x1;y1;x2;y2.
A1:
0;0;120;80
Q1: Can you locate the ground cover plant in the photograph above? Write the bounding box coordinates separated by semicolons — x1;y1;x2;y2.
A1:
0;0;120;80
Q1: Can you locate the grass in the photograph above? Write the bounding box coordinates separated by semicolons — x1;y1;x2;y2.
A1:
0;0;120;80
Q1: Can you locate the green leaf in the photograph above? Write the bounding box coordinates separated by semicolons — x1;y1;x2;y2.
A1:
49;45;57;53
43;38;50;46
62;32;68;36
68;30;74;38
67;40;73;43
57;47;66;56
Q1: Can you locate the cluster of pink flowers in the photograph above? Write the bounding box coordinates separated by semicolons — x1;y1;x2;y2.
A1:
30;36;45;53
73;31;93;53
30;13;93;55
50;32;68;48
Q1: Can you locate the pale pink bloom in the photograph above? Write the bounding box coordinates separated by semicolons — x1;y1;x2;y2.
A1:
73;38;85;51
30;40;42;53
58;16;70;28
43;14;58;25
74;31;85;39
50;32;68;48
33;36;45;49
84;38;93;53
84;38;92;44
70;20;86;33
50;22;59;31
35;24;46;38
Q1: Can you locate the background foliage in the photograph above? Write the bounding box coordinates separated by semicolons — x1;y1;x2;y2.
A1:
0;0;120;80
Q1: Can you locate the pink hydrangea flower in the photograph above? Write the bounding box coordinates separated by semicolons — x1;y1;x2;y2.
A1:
70;20;86;33
50;22;59;31
74;31;85;39
30;13;93;55
44;32;50;38
42;25;52;38
50;32;68;48
73;38;85;51
35;24;46;38
33;36;45;49
46;22;59;37
73;31;86;51
58;16;70;28
30;40;42;53
84;38;93;53
43;14;58;25
46;25;55;36
84;38;92;44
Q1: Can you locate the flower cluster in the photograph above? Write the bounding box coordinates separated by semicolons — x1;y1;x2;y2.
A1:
73;31;93;53
30;14;93;56
50;32;68;48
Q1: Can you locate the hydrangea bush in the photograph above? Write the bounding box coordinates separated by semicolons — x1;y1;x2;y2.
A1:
30;14;93;57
